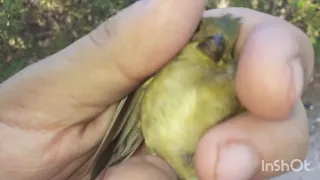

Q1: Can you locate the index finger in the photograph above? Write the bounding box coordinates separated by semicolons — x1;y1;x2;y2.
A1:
204;8;314;120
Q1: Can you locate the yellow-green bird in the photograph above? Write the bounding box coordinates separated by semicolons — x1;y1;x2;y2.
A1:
91;14;244;180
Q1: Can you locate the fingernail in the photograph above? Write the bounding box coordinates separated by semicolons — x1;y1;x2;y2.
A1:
289;58;304;100
217;143;259;180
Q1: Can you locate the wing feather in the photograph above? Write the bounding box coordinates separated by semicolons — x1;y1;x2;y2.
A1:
90;78;153;179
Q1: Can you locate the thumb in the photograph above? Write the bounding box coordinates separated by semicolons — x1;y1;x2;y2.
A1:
85;0;205;102
0;0;204;110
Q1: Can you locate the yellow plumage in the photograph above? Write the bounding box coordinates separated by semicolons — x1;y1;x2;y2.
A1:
91;14;244;180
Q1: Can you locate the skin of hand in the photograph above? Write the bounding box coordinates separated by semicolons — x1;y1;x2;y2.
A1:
0;0;314;180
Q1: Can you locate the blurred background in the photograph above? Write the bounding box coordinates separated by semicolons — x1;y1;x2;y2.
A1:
0;0;319;179
0;0;318;81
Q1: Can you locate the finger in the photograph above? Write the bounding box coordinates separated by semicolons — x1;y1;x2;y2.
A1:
204;8;315;120
0;0;204;112
96;156;177;180
195;100;309;180
0;1;205;174
0;0;204;126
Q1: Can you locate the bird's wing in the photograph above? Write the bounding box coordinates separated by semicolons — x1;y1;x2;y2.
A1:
90;78;153;179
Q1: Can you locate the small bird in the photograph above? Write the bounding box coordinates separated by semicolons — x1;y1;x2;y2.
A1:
91;14;244;180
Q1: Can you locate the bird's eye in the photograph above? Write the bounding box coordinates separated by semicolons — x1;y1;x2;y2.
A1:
197;34;226;62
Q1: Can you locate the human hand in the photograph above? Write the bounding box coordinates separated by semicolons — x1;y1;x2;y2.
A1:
0;0;314;180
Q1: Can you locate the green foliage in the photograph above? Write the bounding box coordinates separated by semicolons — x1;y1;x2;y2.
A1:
207;0;320;62
0;0;134;81
0;0;319;82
